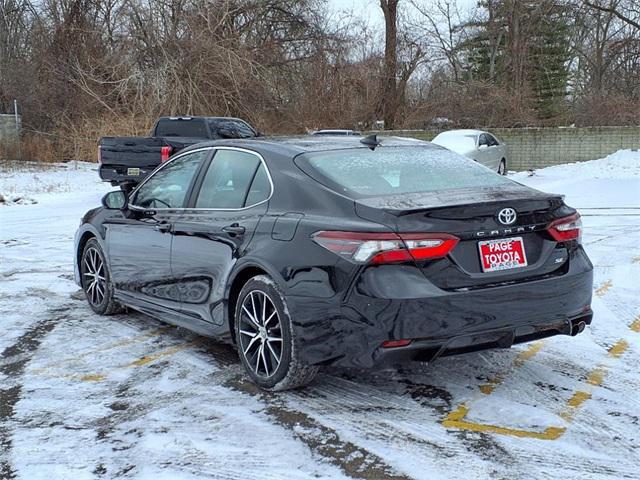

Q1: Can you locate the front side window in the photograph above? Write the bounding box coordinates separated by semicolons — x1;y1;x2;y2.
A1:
132;150;207;209
195;149;269;209
297;146;512;198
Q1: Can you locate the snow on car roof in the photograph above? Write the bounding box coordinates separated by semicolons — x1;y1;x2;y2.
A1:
433;129;485;137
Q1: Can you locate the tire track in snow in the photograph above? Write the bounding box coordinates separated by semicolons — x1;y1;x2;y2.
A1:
225;375;412;480
0;304;66;479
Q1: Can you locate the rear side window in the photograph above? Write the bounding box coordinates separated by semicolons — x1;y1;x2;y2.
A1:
154;119;208;138
195;149;269;208
297;146;512;198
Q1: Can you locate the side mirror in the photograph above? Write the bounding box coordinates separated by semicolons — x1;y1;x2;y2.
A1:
101;190;128;210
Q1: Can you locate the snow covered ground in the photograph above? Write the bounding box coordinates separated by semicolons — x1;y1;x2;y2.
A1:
1;152;639;480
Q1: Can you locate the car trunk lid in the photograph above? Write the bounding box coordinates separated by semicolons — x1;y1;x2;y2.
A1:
355;184;574;290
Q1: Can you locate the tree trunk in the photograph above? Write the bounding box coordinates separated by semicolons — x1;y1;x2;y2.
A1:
380;0;399;130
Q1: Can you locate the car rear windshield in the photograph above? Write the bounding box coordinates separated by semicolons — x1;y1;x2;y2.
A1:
297;146;512;198
154;118;208;138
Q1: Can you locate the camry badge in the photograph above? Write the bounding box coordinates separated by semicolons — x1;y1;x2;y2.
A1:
497;207;517;225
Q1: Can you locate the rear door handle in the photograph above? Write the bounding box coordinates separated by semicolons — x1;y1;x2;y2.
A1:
154;223;171;233
222;224;246;235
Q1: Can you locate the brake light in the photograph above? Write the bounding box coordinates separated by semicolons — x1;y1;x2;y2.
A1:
547;213;582;243
312;231;459;264
160;145;172;163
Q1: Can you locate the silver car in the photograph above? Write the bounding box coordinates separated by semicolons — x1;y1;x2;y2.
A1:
431;129;508;175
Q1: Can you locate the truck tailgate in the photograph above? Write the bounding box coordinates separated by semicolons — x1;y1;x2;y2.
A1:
99;137;166;185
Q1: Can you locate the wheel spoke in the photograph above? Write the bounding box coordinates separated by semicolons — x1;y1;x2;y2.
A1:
264;310;277;327
243;335;260;355
90;250;97;272
266;341;281;366
242;305;260;327
260;343;270;376
255;343;262;373
250;292;260;326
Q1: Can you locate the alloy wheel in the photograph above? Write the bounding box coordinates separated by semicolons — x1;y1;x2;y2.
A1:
83;247;106;306
238;290;283;378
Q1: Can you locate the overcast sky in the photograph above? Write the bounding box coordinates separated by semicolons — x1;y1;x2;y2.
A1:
327;0;479;28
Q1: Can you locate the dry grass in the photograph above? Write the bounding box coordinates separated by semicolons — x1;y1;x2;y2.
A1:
1;114;155;163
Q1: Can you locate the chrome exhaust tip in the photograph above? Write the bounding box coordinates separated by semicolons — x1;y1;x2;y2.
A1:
571;320;586;336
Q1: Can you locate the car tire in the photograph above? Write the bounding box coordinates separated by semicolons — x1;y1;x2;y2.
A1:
80;238;124;315
235;275;319;391
498;159;507;175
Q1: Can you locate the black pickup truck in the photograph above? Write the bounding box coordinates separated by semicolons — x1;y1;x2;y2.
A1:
98;116;258;187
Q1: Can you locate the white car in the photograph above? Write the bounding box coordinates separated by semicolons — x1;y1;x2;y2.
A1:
431;129;508;175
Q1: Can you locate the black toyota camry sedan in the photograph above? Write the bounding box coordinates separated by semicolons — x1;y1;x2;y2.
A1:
74;136;594;390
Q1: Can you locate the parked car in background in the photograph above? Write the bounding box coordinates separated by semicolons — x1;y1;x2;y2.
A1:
431;129;508;175
98;116;258;188
311;129;361;136
76;135;592;391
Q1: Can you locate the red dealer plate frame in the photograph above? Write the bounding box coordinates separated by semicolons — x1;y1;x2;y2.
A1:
478;236;528;273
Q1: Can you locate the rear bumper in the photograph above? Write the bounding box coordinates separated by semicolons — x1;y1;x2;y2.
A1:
288;246;594;368
99;165;157;185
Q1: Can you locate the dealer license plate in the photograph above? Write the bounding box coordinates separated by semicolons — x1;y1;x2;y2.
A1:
478;237;528;272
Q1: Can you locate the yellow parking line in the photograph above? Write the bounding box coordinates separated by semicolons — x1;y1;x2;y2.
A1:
479;341;545;394
125;342;197;368
608;339;629;358
558;340;628;422
66;341;198;382
31;326;172;376
443;337;630;440
595;280;612;297
442;404;566;440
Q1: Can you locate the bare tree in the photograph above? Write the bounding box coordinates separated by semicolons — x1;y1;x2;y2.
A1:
584;0;640;30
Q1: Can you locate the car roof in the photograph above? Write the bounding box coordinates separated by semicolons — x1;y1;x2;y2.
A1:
434;129;486;137
157;116;248;122
311;129;359;135
181;135;434;157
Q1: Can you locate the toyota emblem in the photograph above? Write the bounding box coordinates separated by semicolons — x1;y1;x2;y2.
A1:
497;207;517;225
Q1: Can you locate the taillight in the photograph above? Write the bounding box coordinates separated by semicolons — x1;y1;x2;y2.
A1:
312;231;459;264
547;213;582;243
160;145;172;163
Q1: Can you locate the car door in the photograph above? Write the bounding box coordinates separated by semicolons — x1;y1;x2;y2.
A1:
485;133;502;170
106;148;210;313
171;147;272;330
476;134;492;168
